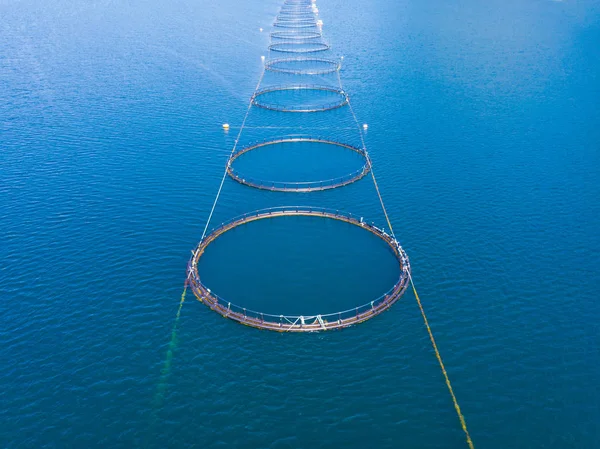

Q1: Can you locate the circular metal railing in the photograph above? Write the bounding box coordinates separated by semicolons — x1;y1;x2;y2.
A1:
188;207;410;332
265;57;340;75
226;137;370;192
277;13;315;19
273;21;318;29
271;31;322;40
269;42;330;53
251;84;348;112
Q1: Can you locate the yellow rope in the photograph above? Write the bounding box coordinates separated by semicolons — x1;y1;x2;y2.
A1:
367;152;475;448
351;98;474;444
372;175;475;447
343;93;395;238
409;273;475;449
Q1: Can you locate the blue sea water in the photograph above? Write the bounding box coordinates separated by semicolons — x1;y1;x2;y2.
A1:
231;140;366;183
199;216;401;315
1;0;599;448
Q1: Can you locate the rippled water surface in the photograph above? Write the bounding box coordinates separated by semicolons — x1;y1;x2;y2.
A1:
1;0;599;448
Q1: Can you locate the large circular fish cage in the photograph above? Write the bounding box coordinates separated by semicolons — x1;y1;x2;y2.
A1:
271;31;322;40
264;57;340;75
251;85;348;112
269;42;330;54
226;138;370;192
188;207;411;332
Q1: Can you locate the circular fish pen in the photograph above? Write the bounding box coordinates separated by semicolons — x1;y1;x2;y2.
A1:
280;5;313;11
278;8;315;13
281;4;313;9
277;13;315;19
275;16;316;21
281;2;313;7
265;57;340;75
252;85;348;112
227;138;370;192
269;42;330;54
281;2;313;6
273;21;317;29
188;207;411;332
279;9;313;14
276;15;315;21
278;13;314;19
271;31;322;40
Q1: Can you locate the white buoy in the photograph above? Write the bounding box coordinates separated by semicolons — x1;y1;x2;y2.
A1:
223;123;230;130
341;56;344;60
261;55;265;62
363;123;368;130
259;27;263;32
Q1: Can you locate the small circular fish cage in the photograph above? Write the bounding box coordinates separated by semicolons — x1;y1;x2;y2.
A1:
277;10;315;17
251;85;348;112
277;13;315;20
273;21;317;29
277;14;314;19
271;31;322;40
264;57;340;75
282;0;313;4
281;2;313;7
279;9;313;15
276;15;315;20
226;138;370;192
281;2;313;6
188;207;411;332
280;5;313;12
269;42;330;54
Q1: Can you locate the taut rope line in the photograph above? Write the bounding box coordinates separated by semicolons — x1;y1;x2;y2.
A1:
200;68;266;242
337;62;475;449
345;100;396;237
151;66;265;434
408;272;475;449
